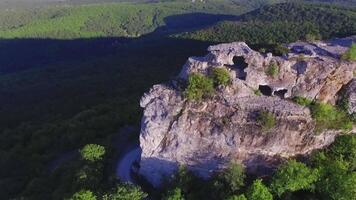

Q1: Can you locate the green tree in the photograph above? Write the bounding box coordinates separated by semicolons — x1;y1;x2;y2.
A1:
312;136;356;200
184;73;214;101
102;184;147;200
80;144;106;162
314;155;356;200
70;190;97;200
211;67;231;86
246;179;273;200
163;188;185;200
221;162;246;194
270;160;319;197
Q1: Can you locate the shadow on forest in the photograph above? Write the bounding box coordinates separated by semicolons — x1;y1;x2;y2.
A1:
0;12;238;73
0;12;237;199
0;12;240;130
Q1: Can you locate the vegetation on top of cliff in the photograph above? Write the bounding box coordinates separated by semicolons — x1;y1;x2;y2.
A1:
185;69;231;101
265;62;279;77
257;110;276;131
184;73;215;101
292;96;313;106
211;67;231;86
310;102;353;131
341;43;356;61
292;96;353;131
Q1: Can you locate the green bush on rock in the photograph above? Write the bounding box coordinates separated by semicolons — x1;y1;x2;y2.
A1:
292;96;313;106
310;102;353;132
184;73;214;101
257;111;276;131
341;43;356;61
211;67;231;86
265;63;278;78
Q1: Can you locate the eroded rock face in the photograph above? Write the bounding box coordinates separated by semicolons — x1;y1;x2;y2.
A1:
140;37;356;187
343;79;356;114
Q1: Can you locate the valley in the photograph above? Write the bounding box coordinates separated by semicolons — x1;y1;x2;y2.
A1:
0;0;355;199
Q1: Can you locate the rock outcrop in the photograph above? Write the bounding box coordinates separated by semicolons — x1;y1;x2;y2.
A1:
343;78;356;114
139;36;356;187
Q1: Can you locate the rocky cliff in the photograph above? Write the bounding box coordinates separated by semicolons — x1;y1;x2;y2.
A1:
139;36;356;186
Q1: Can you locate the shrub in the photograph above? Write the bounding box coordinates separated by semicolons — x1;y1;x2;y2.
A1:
292;96;313;106
310;102;353;132
304;33;321;42
341;43;356;61
163;188;185;200
80;144;106;162
265;63;278;77
211;67;231;86
257;111;276;131
102;184;148;200
270;160;319;197
259;48;267;54
70;190;96;200
274;44;290;56
184;73;214;101
246;179;273;200
220;162;246;194
254;89;262;96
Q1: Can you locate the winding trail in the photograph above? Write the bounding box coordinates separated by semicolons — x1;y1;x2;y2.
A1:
116;142;141;184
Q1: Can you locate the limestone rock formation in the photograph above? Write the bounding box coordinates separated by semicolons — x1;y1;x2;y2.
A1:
139;36;356;187
343;78;356;114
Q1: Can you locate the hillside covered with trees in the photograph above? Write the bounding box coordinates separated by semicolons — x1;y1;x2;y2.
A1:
0;1;355;199
178;2;356;44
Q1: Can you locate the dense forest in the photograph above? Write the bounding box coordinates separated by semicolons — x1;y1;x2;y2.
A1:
179;3;356;44
0;1;355;199
0;0;247;38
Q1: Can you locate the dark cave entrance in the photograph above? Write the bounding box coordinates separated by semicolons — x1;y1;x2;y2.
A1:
274;89;288;98
231;56;248;80
258;85;273;96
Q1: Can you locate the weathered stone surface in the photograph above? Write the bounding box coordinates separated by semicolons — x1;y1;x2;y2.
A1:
139;37;356;187
343;78;356;114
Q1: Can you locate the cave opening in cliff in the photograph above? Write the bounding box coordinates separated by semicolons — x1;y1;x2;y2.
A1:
258;85;273;96
231;56;248;80
274;89;288;98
